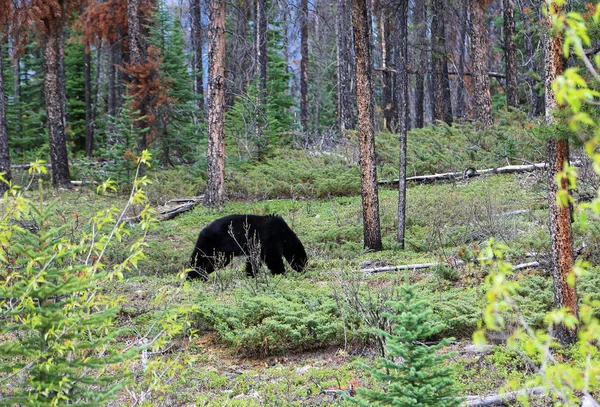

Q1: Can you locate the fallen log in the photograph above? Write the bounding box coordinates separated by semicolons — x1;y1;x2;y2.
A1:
379;161;582;185
11;161;114;170
121;196;204;224
464;386;546;406
362;260;539;274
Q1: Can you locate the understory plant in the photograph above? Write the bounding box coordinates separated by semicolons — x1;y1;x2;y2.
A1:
0;152;154;405
348;284;462;407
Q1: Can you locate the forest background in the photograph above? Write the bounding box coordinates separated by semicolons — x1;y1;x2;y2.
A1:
1;0;600;406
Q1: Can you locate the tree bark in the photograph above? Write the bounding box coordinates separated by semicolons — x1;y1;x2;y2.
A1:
456;1;469;118
544;3;577;345
431;0;452;124
254;0;267;151
107;43;116;140
205;0;226;207
43;24;72;188
84;49;94;157
337;0;354;135
190;0;204;111
413;0;426;128
503;0;518;108
300;0;309;135
471;0;493;126
128;0;142;66
0;40;11;192
376;2;393;132
395;0;408;248
522;0;544;116
352;0;382;251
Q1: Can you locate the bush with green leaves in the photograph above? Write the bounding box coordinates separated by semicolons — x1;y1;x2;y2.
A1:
0;153;153;406
197;285;344;355
348;284;462;407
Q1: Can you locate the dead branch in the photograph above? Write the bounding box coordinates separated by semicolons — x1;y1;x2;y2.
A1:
362;260;539;274
121;196;204;224
379;161;582;185
464;386;547;406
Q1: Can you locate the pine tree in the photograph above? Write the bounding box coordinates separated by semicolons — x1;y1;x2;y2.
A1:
65;33;87;153
349;285;462;407
0;179;150;405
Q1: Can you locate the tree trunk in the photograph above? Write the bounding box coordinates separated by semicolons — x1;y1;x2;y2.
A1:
503;0;518;108
128;0;142;66
205;0;226;207
300;0;309;135
0;40;11;192
352;0;382;251
376;3;393;132
431;0;452;124
13;55;22;138
254;0;267;151
107;43;116;140
44;27;71;188
395;0;408;248
544;3;577;346
413;0;426;128
84;49;94;157
456;1;469;118
337;0;354;135
522;0;544;116
470;0;493;126
190;0;204;111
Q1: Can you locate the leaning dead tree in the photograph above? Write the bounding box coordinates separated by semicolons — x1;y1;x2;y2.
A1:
379;161;582;185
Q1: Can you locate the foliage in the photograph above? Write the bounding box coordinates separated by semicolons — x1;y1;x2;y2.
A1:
348;284;462;407
197;284;344;355
0;153;154;406
64;31;88;153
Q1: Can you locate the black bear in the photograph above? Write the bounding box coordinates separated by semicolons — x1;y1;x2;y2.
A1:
187;214;308;280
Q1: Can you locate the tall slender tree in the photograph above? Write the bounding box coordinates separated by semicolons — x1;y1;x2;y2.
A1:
205;0;226;206
503;0;518;108
471;0;493;126
352;0;382;251
431;0;452;124
336;0;354;135
254;0;267;150
544;1;577;346
300;0;309;135
396;0;408;248
0;39;11;192
84;48;94;156
413;0;427;128
455;1;469;119
190;0;204;111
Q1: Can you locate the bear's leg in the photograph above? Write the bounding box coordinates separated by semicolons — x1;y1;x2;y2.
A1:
264;252;286;275
245;259;263;277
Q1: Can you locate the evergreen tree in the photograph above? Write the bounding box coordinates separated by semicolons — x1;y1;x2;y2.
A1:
227;21;294;158
64;33;87;153
349;285;462;407
147;1;197;165
10;42;46;159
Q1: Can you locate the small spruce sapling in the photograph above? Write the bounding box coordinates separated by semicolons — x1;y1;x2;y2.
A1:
349;284;462;407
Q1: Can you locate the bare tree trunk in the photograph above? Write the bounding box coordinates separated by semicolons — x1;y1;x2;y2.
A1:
0;40;11;192
190;0;204;111
44;27;71;188
544;3;577;346
456;1;468;118
396;0;408;248
84;49;94;157
128;0;142;66
300;0;309;135
107;43;117;141
470;0;493;126
59;27;67;133
521;0;544;116
431;0;452;124
413;0;426;128
205;0;226;207
337;0;354;135
352;0;382;251
13;55;22;139
376;3;393;132
254;0;267;152
504;0;518;108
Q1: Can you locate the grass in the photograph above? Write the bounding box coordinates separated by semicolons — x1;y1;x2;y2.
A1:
4;120;599;406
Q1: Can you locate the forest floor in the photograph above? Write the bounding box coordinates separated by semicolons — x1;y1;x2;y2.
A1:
23;167;597;406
